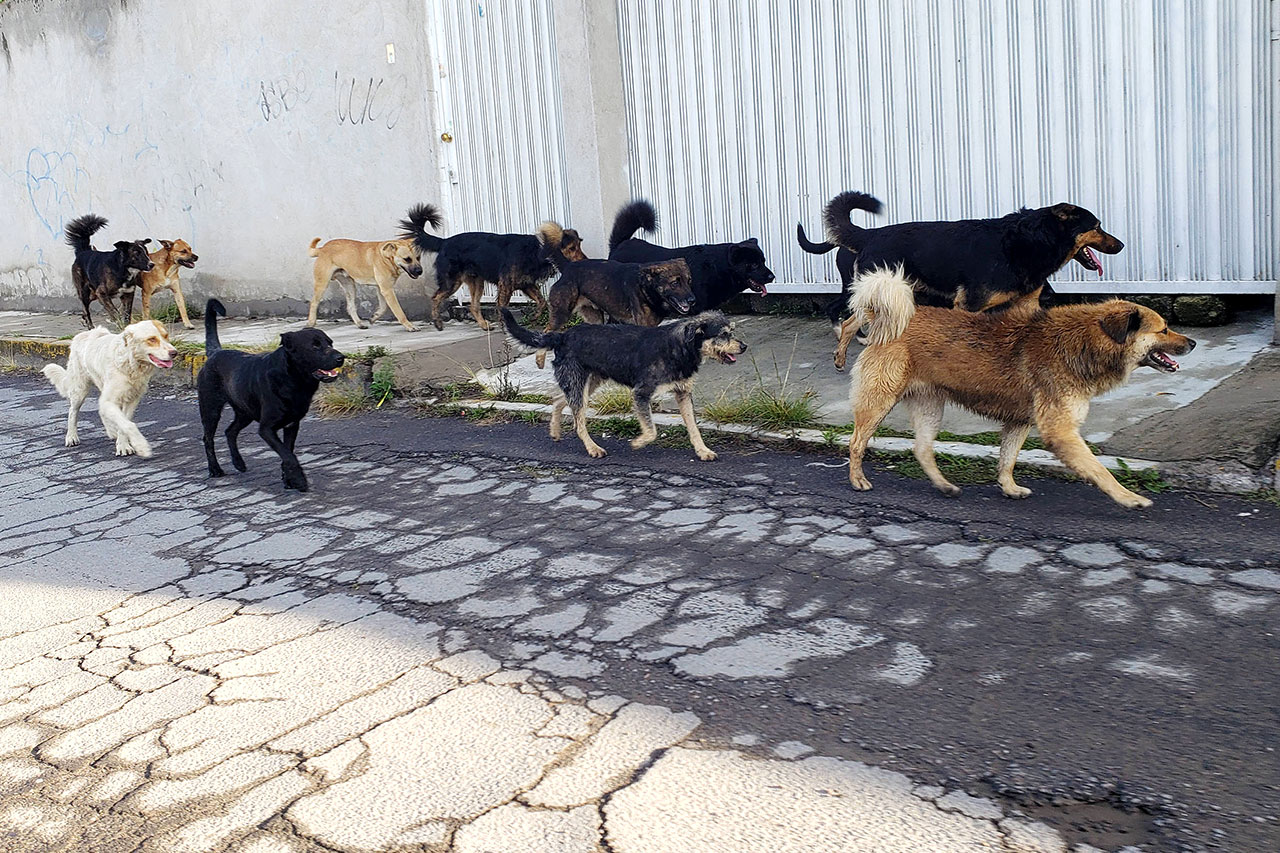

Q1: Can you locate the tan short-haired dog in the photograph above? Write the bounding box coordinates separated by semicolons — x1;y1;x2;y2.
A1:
306;237;424;331
138;239;199;329
843;269;1196;508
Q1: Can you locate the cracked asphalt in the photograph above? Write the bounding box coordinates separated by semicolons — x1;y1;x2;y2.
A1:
1;374;1277;853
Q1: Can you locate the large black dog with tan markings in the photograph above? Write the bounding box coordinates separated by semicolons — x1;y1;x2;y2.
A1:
197;299;345;492
502;308;745;462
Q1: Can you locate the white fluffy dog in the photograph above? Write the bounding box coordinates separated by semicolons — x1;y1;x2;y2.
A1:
42;319;178;457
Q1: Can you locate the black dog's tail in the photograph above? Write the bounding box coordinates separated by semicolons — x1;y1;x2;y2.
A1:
608;199;657;253
796;222;836;255
501;308;563;351
204;298;227;353
65;214;108;251
399;203;444;255
822;191;884;251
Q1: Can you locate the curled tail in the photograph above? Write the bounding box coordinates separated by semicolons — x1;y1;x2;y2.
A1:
399;203;444;255
65;214;108;252
796;222;836;255
822;191;884;252
537;221;569;270
849;266;916;345
608;199;657;253
308;238;322;257
42;363;72;398
204;298;227;353
501;308;562;350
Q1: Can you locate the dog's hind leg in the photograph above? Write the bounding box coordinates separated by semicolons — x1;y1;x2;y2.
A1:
120;288;137;325
224;407;254;473
673;387;716;461
62;375;92;448
630;387;659;451
199;390;227;477
559;366;605;457
307;266;335;328
997;422;1033;498
906;394;960;496
520;280;548;314
467;278;492;330
340;279;368;329
550;394;568;441
847;352;907;491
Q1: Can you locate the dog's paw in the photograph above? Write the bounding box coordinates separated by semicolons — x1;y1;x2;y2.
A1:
404;323;420;332
64;434;80;447
433;318;445;331
848;471;873;491
585;445;607;459
1001;484;1033;499
1114;490;1152;509
115;439;136;457
134;441;153;459
208;466;226;478
695;448;718;462
935;483;962;497
182;322;196;330
535;352;547;370
231;456;247;473
282;462;309;492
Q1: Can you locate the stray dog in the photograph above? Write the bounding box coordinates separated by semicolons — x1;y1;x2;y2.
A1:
306;236;423;331
538;224;694;368
798;191;1125;344
198;299;345;492
41;319;177;457
843;270;1195;508
400;204;587;331
138;239;199;329
502;307;745;461
65;214;154;328
608;199;774;312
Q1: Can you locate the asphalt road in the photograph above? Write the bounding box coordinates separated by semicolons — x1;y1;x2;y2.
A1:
2;373;1277;852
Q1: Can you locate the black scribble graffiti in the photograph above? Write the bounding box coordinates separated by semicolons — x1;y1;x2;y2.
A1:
259;73;309;122
334;73;407;130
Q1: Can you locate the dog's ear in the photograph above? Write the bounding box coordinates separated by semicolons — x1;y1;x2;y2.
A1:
380;241;400;259
139;238;152;246
728;243;758;265
279;331;298;351
1099;307;1143;345
160;239;174;250
1049;203;1082;221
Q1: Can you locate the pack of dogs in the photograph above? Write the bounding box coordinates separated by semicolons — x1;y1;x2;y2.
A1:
41;192;1195;506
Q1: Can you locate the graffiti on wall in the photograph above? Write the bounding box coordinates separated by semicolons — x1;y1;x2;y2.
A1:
259;72;311;122
334;73;407;130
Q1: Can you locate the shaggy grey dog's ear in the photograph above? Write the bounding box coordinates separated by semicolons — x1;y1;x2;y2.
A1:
1099;307;1142;345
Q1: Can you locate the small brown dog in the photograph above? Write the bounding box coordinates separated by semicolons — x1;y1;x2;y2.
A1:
138;240;199;328
306;237;424;331
843;269;1196;508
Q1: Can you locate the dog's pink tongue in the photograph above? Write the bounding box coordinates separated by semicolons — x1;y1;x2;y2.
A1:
1086;247;1102;277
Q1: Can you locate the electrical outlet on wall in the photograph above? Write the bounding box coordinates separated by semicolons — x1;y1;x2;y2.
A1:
386;43;396;64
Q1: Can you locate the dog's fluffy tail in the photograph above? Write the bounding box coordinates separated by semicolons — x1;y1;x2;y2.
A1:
796;222;836;255
608;199;657;253
537;221;569;271
308;238;323;257
204;298;227;353
822;191;884;252
65;214;108;251
849;265;916;345
42;363;73;399
501;308;562;351
399;203;444;255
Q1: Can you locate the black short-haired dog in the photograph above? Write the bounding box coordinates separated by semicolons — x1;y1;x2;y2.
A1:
797;191;1125;343
197;299;345;492
65;214;154;328
502;307;745;461
400;204;587;331
607;200;774;312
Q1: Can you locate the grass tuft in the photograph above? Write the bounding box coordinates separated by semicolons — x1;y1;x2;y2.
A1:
314;385;372;418
705;385;819;432
1112;458;1169;494
591;383;635;416
151;301;203;324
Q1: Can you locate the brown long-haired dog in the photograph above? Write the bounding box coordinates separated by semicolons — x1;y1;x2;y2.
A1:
844;269;1195;508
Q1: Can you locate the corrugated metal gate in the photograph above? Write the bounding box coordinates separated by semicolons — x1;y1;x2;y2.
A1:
617;0;1276;294
428;0;572;238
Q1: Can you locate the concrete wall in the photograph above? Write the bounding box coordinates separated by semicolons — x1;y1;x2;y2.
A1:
0;0;439;317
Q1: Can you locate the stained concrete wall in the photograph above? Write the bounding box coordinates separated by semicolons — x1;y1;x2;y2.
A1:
0;0;439;317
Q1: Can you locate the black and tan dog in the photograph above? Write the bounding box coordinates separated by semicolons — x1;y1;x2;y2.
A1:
608;200;774;312
138;239;199;329
843;270;1195;508
198;299;345;492
798;191;1125;344
502;308;745;461
65;214;154;328
537;222;694;368
306;236;423;331
400;204;586;331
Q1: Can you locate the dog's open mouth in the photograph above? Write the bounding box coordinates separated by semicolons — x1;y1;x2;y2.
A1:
314;368;343;381
716;352;738;364
1140;349;1180;373
749;279;769;295
1075;246;1103;276
148;354;175;369
178;258;197;268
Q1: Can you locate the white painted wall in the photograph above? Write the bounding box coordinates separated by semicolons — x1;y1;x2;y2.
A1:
0;0;439;315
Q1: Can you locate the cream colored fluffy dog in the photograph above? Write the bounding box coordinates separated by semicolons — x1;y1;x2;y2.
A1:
42;319;178;457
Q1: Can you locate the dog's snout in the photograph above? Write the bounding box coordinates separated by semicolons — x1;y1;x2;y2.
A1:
167;349;178;359
190;254;199;262
738;341;748;352
1184;337;1197;352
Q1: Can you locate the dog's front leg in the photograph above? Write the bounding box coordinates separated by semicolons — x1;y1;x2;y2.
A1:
377;280;419;331
172;280;195;329
99;388;151;458
1037;405;1151;509
673;389;716;461
259;422;308;491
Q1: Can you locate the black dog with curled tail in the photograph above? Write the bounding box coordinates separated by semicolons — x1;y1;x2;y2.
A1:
196;299;345;492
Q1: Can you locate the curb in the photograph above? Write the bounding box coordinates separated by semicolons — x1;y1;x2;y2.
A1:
450;398;1163;477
